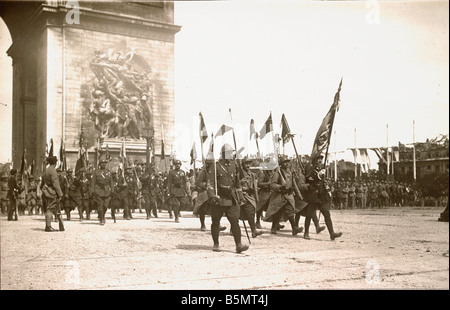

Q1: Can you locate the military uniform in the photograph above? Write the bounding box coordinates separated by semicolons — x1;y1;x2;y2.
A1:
140;172;158;220
1;173;9;215
301;159;342;241
239;158;263;238
211;151;248;253
263;156;303;236
68;171;83;221
42;158;64;231
26;175;38;215
167;160;189;223
7;170;19;221
193;160;216;230
90;161;114;225
80;171;92;220
255;169;273;229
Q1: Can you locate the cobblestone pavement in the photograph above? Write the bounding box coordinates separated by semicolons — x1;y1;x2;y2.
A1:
1;206;448;290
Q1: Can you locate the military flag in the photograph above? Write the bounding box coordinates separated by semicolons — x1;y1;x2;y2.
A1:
250;119;257;140
59;139;67;171
215;124;233;138
206;134;215;160
310;78;342;162
20;148;27;175
281;114;293;146
49;139;54;157
161;139;165;159
199;112;208;144
259;113;273;140
190;142;197;165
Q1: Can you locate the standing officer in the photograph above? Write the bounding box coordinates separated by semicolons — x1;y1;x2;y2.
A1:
239;157;263;238
7;169;20;221
263;156;303;236
64;169;75;220
41;156;63;231
90;159;114;225
167;160;189;223
126;166;138;217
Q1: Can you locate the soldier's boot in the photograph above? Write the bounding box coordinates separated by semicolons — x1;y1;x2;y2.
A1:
247;216;262;238
211;223;221;252
44;210;55;231
98;208;105;225
303;216;311;240
289;217;303;236
294;212;301;227
200;213;206;231
312;213;326;234
324;215;342;240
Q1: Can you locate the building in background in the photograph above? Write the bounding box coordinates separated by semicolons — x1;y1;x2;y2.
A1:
0;1;180;174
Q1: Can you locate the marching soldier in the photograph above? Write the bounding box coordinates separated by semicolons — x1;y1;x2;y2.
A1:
26;175;38;215
255;169;274;230
239;157;263;238
90;159;114;225
68;169;83;221
63;169;76;220
167;160;189;223
7;169;19;221
193;158;215;231
80;169;92;220
41;156;64;231
140;168;158;220
1;173;9;215
210;144;249;253
302;156;342;241
263;155;303;236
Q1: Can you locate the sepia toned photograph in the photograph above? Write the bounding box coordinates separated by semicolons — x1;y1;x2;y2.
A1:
0;0;448;295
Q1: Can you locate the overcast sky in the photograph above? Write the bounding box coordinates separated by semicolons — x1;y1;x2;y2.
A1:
1;0;449;167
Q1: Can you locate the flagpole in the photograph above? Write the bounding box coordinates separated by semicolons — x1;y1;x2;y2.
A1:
211;133;218;196
386;123;390;177
255;133;261;159
334;130;337;182
199;113;205;165
413;120;416;181
354;128;357;179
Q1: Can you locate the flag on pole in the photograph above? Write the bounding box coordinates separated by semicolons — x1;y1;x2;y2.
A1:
281;114;293;145
250;119;257;140
59;139;67;171
20;148;27;175
206;134;214;160
215;124;233;138
259;113;273;139
161;139;165;159
199;112;208;144
190;142;197;165
49;139;54;157
310;78;342;161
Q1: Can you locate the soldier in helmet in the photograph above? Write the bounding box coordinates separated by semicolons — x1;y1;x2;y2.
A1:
90;159;114;225
263;155;303;236
239;157;263;238
167;159;189;223
210;144;249;253
193;158;215;230
255;168;274;230
302;155;342;241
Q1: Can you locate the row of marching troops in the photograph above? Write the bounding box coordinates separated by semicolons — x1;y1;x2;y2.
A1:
1;143;343;253
329;180;423;209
